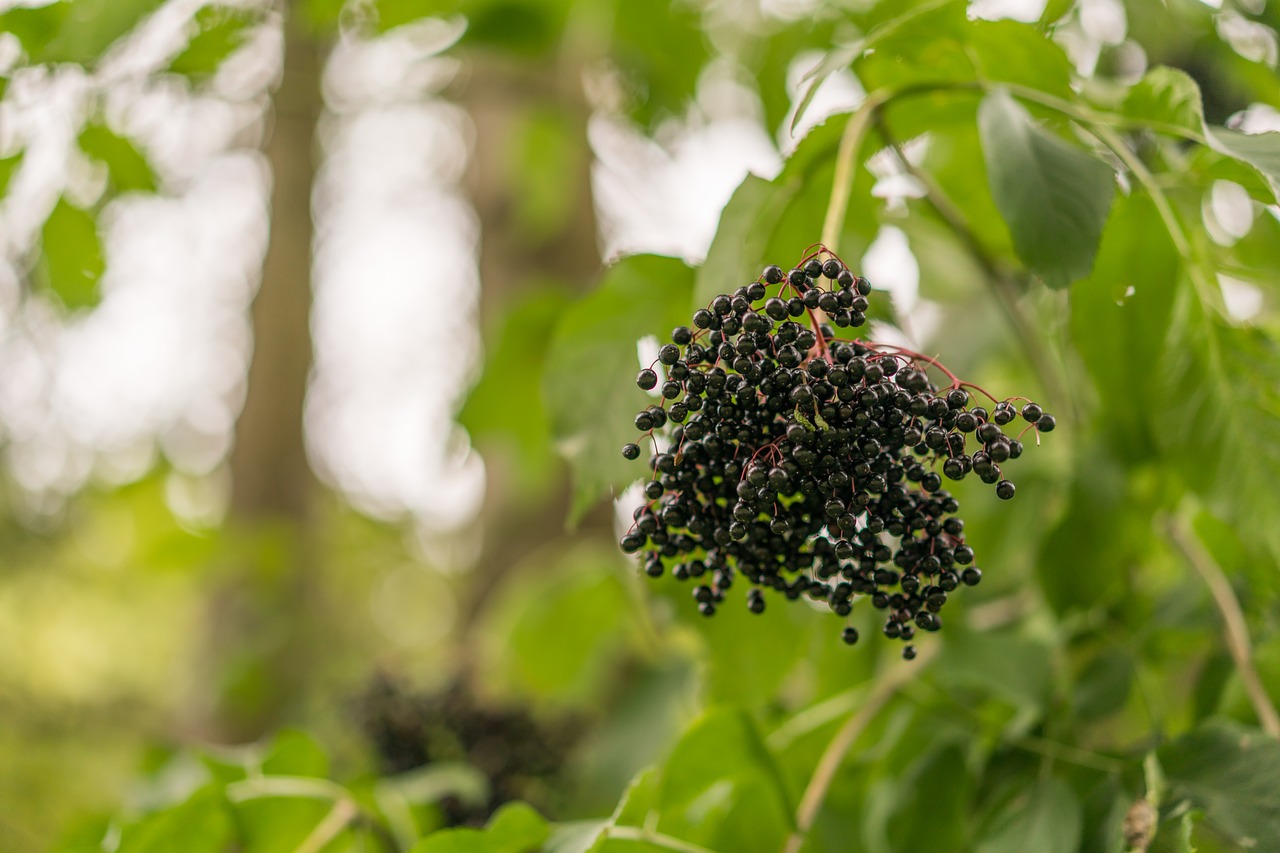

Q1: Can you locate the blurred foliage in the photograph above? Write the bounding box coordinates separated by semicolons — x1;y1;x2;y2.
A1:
1;0;1280;851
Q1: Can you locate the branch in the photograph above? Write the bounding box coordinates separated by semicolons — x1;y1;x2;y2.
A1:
295;798;359;853
1168;515;1280;738
781;643;939;853
821;91;890;251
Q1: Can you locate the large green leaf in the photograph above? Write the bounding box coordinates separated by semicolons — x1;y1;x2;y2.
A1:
1159;720;1280;849
39;198;105;310
1121;66;1204;136
542;254;695;524
654;707;794;851
1069;192;1180;453
976;777;1082;853
412;802;550;853
166;5;263;81
978;90;1115;289
79;123;157;193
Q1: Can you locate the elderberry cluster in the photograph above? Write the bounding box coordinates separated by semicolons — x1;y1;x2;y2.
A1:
619;251;1054;658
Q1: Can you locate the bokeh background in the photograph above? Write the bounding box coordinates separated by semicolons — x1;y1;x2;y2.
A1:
1;0;1279;849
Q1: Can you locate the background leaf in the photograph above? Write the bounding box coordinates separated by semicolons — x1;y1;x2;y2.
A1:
79;123;157;193
542;254;695;524
978;90;1115;289
39;198;105;310
1160;720;1280;849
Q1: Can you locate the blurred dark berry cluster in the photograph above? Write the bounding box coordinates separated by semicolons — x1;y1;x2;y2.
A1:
619;248;1054;659
356;675;582;826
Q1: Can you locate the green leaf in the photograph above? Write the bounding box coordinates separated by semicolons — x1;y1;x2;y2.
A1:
79;123;157;193
654;707;794;851
976;777;1082;853
482;545;635;704
611;0;708;129
0;150;23;197
167;5;263;81
459;286;573;497
1159;720;1280;849
609;767;659;828
412;802;550;853
117;786;234;853
978;90;1115;289
7;0;165;66
1073;647;1135;720
884;743;974;850
696;113;882;313
1069;192;1180;454
855;2;1074;100
39;198;105;310
261;729;329;778
0;2;69;61
542;254;695;524
1122;66;1205;135
1157;300;1280;562
934;626;1053;713
1205;126;1280;203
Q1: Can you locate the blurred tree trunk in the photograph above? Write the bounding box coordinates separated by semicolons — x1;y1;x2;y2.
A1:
205;8;322;740
457;55;604;631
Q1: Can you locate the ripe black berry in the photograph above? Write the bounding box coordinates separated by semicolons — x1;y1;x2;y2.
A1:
619;248;1054;651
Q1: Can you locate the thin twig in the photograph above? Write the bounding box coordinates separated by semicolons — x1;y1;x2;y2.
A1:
294;798;359;853
606;825;722;853
1168;515;1280;738
781;643;939;853
821;91;890;252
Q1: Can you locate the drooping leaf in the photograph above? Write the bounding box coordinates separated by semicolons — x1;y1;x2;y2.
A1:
38;197;105;310
1069;192;1180;452
975;777;1082;853
1159;720;1280;849
542;254;695;524
1122;66;1205;136
79;123;157;193
412;801;550;853
654;707;794;851
978;90;1115;289
167;5;263;82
